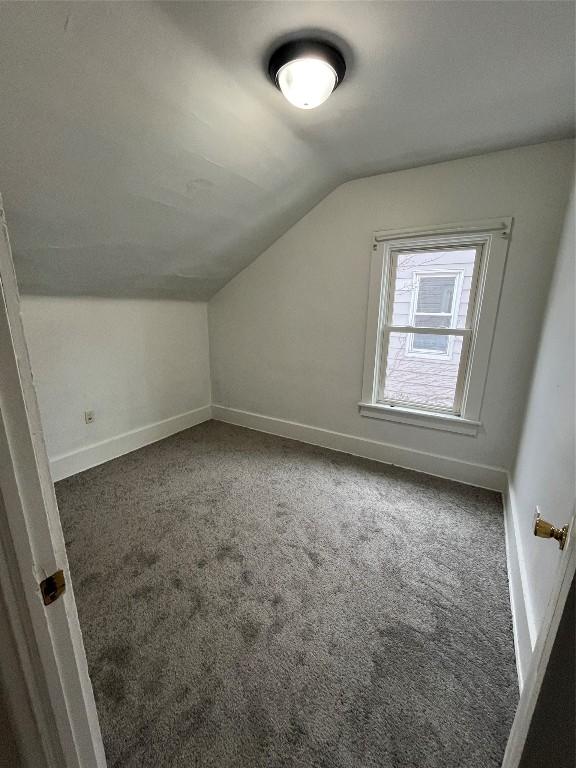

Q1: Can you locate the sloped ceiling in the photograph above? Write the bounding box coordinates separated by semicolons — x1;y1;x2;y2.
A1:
0;1;574;300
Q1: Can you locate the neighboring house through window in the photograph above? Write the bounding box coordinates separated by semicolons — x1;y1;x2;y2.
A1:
360;219;512;434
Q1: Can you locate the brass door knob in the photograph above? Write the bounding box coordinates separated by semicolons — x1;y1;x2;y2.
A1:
533;512;569;550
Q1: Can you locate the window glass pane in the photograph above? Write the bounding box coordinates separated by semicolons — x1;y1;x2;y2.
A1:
416;276;455;313
413;333;449;353
413;315;451;329
413;315;450;351
380;332;463;411
390;248;478;329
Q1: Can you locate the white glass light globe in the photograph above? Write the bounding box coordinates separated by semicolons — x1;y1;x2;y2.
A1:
277;57;337;109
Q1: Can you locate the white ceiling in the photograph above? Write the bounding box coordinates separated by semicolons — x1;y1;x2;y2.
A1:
0;1;574;300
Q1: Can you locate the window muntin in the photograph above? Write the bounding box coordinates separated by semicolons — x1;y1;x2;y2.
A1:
377;244;482;415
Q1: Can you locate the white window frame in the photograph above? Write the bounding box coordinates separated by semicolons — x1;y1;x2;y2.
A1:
359;218;512;435
405;269;464;360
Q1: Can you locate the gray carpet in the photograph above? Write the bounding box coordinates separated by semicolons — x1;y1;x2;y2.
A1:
56;420;517;768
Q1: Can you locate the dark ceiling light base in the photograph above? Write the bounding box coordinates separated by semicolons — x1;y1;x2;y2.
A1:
268;39;346;109
268;39;346;88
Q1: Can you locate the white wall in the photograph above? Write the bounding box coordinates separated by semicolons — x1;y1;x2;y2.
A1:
507;182;575;679
209;141;573;480
21;297;211;476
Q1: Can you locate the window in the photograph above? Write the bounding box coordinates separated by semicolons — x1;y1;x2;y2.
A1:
410;273;458;353
408;272;462;356
360;219;512;434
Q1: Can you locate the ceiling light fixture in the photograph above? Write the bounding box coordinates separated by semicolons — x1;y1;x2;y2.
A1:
268;39;346;110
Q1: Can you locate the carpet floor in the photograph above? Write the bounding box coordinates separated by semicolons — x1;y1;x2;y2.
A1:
56;420;517;768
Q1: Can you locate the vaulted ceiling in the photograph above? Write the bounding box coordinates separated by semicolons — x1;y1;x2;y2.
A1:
0;1;574;300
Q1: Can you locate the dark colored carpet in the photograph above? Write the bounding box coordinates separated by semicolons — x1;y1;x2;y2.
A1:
56;420;517;768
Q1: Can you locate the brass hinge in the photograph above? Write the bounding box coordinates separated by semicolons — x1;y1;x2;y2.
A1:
40;569;66;606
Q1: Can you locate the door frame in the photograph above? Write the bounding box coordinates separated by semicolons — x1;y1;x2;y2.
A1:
501;506;575;767
0;197;106;767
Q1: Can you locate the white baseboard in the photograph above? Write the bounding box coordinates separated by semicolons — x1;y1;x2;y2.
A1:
50;406;212;481
502;477;536;690
211;404;507;492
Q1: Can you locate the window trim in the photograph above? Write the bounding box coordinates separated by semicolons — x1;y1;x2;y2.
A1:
359;217;512;434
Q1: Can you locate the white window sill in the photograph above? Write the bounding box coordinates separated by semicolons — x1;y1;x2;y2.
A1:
358;402;481;435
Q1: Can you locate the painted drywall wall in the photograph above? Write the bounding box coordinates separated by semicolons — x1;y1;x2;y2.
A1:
509;183;574;650
209;140;574;473
21;297;211;463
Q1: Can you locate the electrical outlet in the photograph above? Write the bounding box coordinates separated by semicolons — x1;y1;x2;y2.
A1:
84;410;95;424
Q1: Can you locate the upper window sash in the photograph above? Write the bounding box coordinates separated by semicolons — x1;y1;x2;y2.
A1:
382;242;483;331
